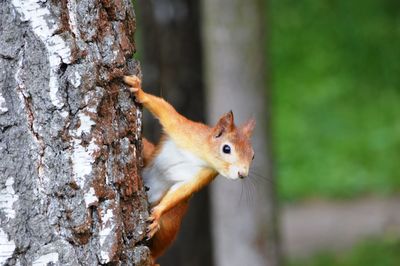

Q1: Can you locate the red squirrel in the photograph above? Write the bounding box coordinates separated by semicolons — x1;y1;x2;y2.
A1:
124;75;256;265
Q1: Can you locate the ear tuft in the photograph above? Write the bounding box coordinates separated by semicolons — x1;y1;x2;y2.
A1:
213;111;235;138
242;118;256;138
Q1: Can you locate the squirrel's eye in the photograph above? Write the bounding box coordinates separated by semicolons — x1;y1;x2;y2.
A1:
222;144;231;154
252;154;255;160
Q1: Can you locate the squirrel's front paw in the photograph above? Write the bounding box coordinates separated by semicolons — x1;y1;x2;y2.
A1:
146;207;162;239
123;75;146;103
123;75;141;92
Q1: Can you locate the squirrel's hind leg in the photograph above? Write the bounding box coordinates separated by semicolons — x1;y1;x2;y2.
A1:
149;202;189;262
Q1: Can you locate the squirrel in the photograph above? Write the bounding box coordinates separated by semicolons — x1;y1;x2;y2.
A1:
123;75;256;265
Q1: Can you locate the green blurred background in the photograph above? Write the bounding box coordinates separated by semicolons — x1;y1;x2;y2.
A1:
269;0;400;265
269;0;400;202
289;237;400;266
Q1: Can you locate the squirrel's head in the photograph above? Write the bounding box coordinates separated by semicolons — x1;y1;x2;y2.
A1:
209;111;255;180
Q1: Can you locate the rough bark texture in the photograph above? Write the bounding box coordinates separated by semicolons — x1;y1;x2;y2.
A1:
202;0;282;265
136;1;214;265
0;1;150;265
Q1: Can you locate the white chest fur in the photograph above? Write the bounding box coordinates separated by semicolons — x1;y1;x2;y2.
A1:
142;137;208;205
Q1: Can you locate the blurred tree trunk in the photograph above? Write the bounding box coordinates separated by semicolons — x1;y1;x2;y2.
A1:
136;0;214;265
0;1;150;265
202;0;282;266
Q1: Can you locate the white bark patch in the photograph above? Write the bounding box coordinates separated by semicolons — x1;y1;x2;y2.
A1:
32;252;59;266
70;112;96;189
100;251;110;264
69;88;103;188
76;113;96;136
0;229;16;264
71;139;99;189
84;187;98;207
98;208;115;263
135;107;142;140
66;0;79;37
11;0;72;109
70;71;82;88
0;93;8;114
99;208;114;246
0;177;19;219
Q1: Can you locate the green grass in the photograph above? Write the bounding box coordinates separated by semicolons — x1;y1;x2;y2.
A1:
268;0;400;202
288;237;400;266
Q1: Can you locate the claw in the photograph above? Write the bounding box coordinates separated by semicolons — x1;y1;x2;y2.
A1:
145;206;162;239
146;221;160;239
148;220;159;231
123;75;146;103
123;75;141;88
129;86;139;93
123;75;141;93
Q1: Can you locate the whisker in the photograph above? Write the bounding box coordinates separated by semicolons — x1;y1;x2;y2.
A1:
249;179;257;204
243;181;250;204
249;169;274;184
237;181;245;207
243;178;256;205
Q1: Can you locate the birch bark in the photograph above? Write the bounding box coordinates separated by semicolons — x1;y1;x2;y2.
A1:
0;1;150;265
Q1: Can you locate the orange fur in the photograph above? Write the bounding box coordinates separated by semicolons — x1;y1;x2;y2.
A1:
147;169;217;260
151;168;217;216
124;75;254;264
124;76;212;161
149;201;189;259
143;138;156;166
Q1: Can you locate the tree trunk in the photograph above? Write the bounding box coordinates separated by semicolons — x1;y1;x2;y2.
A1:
201;0;282;265
0;1;150;265
136;1;214;265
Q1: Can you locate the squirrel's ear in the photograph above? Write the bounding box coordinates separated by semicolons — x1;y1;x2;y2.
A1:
213;111;234;138
241;117;256;138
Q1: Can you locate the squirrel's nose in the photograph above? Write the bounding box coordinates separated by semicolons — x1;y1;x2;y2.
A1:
238;170;248;179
